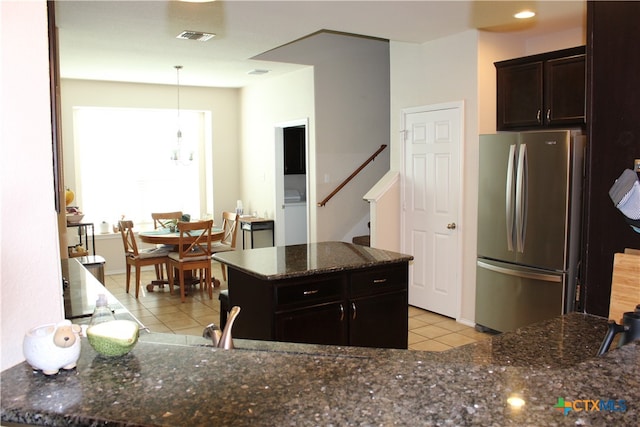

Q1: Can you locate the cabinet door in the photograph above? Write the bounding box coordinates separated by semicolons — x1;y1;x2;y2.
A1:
349;291;408;349
275;302;347;345
544;54;586;126
497;61;544;130
283;126;305;175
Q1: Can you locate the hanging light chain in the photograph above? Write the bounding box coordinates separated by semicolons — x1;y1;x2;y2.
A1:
171;65;192;164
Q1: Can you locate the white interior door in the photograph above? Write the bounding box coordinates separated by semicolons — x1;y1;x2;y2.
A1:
402;102;462;318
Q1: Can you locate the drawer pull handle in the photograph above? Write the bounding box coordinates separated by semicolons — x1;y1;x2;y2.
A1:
373;279;387;284
303;289;319;295
351;302;357;320
339;304;344;322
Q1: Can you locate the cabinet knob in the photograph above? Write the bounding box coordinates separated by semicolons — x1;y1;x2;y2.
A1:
536;109;541;124
546;108;551;122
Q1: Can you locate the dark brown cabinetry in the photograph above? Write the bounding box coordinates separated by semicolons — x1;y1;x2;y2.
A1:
283;126;305;174
274;275;348;345
496;46;585;131
347;265;408;348
229;263;408;349
582;1;640;317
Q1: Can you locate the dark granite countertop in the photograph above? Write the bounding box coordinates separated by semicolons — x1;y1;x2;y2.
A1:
62;259;145;327
212;241;413;280
2;313;639;426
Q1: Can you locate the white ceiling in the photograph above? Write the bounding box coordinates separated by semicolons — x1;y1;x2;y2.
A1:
55;0;586;88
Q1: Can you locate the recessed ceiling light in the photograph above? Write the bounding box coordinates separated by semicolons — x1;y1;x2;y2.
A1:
514;10;536;19
176;31;216;42
248;69;270;75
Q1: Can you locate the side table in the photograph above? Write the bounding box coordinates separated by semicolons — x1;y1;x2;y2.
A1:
239;217;274;249
67;222;95;257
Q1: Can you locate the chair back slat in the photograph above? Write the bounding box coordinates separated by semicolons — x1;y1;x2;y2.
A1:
220;211;240;249
177;219;213;260
152;211;183;229
118;220;140;256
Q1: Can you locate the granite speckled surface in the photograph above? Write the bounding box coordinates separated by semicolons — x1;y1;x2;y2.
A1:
212;241;414;280
2;313;639;426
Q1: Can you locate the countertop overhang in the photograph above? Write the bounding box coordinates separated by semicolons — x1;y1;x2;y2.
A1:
212;241;414;280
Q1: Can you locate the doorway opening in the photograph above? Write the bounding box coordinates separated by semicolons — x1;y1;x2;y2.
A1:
274;119;309;246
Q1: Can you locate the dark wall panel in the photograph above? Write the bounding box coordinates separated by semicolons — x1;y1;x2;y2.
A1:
584;1;640;316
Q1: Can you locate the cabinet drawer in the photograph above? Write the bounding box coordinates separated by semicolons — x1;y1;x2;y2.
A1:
350;264;407;296
275;302;347;346
275;277;344;308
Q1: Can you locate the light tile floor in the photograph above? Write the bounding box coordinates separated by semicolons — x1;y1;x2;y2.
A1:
103;263;492;351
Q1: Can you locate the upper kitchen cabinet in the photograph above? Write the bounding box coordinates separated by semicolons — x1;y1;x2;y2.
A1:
283;126;306;175
496;46;586;131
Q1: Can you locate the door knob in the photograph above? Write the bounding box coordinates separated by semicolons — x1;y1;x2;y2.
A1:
447;222;456;230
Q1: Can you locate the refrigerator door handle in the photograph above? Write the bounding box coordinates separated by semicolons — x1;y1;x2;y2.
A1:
505;144;517;252
515;143;528;253
477;260;562;283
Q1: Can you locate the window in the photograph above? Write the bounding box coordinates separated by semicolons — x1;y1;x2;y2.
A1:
72;107;210;228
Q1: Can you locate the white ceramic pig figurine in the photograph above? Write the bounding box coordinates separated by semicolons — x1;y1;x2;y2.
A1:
23;320;82;375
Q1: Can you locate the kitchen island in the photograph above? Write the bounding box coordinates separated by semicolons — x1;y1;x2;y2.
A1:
2;312;639;426
213;242;414;349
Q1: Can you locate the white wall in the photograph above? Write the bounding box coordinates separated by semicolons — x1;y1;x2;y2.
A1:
364;171;401;252
255;32;391;243
60;79;241;222
1;0;65;371
240;68;315;237
311;33;391;242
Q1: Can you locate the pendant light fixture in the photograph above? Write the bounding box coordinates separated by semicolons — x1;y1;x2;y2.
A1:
171;65;193;164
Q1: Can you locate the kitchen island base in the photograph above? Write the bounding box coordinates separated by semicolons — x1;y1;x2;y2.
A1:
214;242;413;349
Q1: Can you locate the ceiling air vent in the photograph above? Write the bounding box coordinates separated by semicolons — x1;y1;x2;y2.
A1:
248;69;270;75
176;31;216;42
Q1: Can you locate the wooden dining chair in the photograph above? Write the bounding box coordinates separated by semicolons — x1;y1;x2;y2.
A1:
167;219;214;303
151;211;183;230
211;211;240;281
150;211;183;281
118;220;170;298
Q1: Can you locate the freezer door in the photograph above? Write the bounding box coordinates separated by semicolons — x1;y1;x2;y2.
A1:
475;259;564;332
477;133;519;263
516;131;571;270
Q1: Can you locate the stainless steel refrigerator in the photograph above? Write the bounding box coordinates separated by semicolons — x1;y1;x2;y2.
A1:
475;130;585;332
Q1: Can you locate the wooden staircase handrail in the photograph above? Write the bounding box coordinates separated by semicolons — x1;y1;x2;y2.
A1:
317;144;388;207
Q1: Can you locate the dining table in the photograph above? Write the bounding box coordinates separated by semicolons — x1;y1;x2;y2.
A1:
138;227;224;246
138;227;225;292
